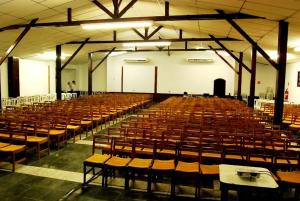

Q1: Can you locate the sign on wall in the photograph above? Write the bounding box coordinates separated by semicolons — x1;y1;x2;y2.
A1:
298;71;300;87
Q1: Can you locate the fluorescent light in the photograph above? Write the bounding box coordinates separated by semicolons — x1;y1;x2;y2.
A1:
123;41;171;47
37;52;69;60
258;50;295;61
81;21;152;30
217;51;230;57
109;51;127;57
294;46;300;52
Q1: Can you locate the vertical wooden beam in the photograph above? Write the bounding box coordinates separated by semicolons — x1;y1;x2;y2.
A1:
248;46;256;108
88;53;93;95
67;8;72;23
0;68;1;109
154;66;158;94
121;66;124;93
145;27;149;39
48;65;50;94
237;52;243;100
179;29;183;39
185;41;188;50
7;57;20;98
165;1;169;17
113;30;117;41
274;20;289;125
56;45;62;100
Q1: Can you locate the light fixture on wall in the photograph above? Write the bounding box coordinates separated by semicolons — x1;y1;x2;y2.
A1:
36;52;70;60
81;21;153;30
109;51;128;57
123;41;171;47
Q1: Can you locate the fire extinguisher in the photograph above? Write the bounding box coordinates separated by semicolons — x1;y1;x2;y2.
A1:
284;84;289;101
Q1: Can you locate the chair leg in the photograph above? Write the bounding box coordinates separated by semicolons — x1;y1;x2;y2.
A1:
147;171;152;194
125;169;130;191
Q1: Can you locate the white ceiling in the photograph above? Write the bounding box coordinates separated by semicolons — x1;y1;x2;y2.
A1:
0;0;300;65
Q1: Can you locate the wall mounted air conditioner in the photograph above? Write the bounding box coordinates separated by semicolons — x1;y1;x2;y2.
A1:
186;58;214;63
124;58;150;63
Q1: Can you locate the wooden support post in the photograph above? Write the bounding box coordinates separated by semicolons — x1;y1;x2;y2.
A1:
7;57;20;98
121;66;124;93
248;46;256;108
237;52;243;100
274;20;288;125
185;41;188;50
92;47;116;73
113;30;117;41
154;66;158;94
67;8;72;23
88;53;93;95
56;45;62;100
165;1;169;17
179;29;183;39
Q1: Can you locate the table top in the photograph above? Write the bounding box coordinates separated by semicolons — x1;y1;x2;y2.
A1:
219;164;278;189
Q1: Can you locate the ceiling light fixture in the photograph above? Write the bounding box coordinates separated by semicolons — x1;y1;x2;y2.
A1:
123;41;171;47
37;52;69;60
81;21;153;30
109;51;128;57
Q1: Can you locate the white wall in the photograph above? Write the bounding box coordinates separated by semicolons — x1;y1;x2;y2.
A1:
62;68;76;91
236;61;277;98
19;59;55;96
286;61;300;104
107;51;236;95
0;62;8;98
74;60;107;92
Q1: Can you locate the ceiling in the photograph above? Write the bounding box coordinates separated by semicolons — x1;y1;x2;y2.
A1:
1;0;300;66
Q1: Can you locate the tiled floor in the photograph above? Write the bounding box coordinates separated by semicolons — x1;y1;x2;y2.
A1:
0;115;298;201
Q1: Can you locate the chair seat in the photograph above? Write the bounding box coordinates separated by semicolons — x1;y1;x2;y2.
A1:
67;125;81;131
0;142;10;148
49;129;65;135
202;152;221;158
105;156;131;167
225;154;243;160
85;154;111;164
81;120;92;125
176;161;199;173
27;136;48;144
159;149;176;155
0;145;26;152
128;158;152;169
152;159;175;171
0;133;10;138
181;150;198;157
200;164;219;175
249;156;272;163
277;171;300;185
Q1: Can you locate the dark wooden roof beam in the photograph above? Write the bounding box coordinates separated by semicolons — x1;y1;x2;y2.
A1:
0;12;264;31
217;9;278;70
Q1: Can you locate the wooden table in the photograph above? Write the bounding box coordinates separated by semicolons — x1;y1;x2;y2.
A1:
219;164;279;201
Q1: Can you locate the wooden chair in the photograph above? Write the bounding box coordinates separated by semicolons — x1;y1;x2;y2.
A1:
83;135;112;188
126;139;153;192
148;140;176;196
276;171;300;200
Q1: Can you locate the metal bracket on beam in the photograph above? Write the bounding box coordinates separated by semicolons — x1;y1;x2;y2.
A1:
0;18;38;66
209;46;238;74
91;47;116;73
210;34;252;73
61;38;89;70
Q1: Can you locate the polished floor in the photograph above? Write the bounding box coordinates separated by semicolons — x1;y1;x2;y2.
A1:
0;117;298;201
